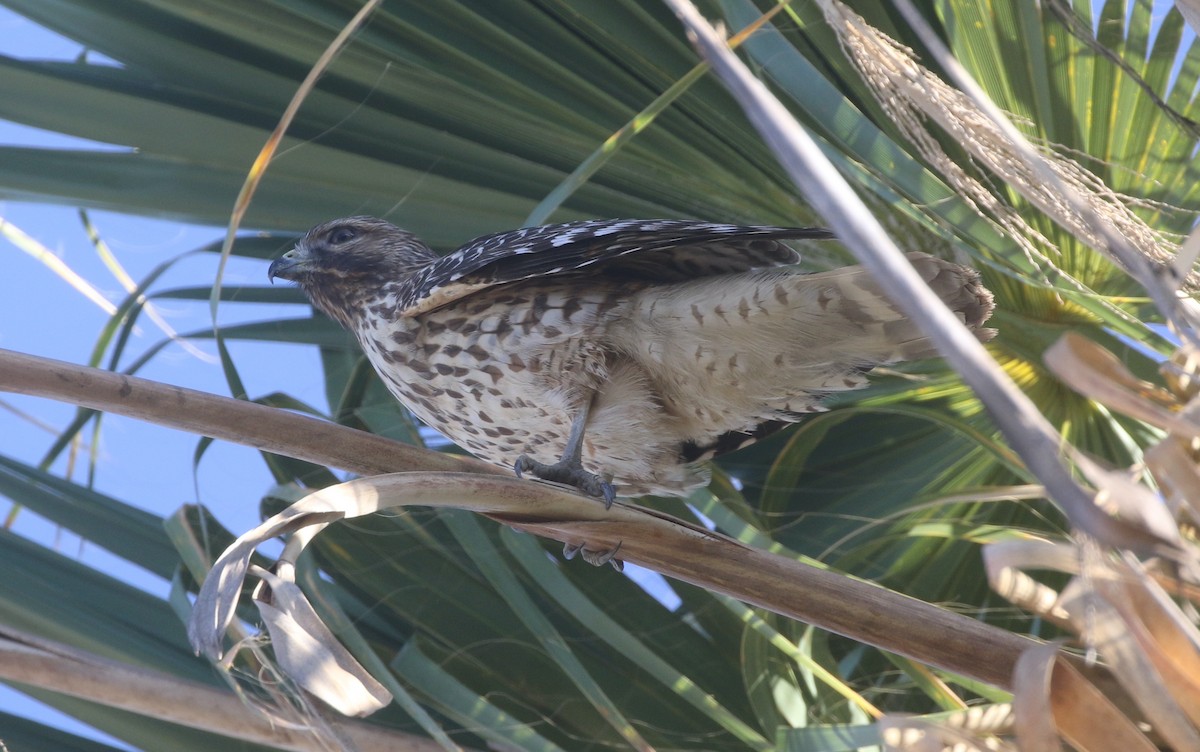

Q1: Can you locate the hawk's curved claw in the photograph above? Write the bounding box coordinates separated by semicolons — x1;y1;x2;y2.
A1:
514;454;617;508
563;541;623;570
603;478;616;508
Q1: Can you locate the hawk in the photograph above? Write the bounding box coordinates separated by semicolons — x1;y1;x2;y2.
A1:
269;217;994;504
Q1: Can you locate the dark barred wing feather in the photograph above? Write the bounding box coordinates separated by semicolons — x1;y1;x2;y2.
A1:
399;219;833;315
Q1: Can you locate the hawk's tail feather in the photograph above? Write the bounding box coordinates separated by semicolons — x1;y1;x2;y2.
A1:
915;253;996;341
616;251;996;466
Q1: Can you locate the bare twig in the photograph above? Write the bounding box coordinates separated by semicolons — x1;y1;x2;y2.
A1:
0;347;1035;688
0;347;501;479
191;471;1039;691
0;624;453;752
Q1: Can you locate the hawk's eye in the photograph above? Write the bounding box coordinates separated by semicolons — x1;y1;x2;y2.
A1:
328;226;358;245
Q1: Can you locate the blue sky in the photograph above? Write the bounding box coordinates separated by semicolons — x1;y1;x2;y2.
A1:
0;8;323;746
0;13;330;549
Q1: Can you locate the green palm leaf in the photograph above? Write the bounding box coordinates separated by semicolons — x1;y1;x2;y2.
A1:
0;1;1193;749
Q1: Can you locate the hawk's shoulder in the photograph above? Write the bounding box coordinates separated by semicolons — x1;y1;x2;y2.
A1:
398;219;833;315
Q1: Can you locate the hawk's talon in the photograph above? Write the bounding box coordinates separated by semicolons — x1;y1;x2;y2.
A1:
599;477;616;509
513;453;617;507
583;540;623;570
562;541;623;570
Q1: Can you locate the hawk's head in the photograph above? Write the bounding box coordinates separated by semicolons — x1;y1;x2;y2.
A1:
268;216;438;326
269;216;437;285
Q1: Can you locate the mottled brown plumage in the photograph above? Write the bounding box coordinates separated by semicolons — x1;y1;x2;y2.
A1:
269;216;994;501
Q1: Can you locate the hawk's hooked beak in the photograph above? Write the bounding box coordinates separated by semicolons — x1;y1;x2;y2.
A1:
267;243;313;283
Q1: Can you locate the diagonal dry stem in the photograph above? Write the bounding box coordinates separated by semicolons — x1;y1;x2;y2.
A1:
0;346;1036;689
661;0;1185;561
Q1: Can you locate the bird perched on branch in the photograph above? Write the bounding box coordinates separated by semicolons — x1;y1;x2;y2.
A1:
269;216;994;504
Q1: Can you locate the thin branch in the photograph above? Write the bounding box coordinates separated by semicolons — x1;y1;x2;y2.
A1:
196;471;1039;690
0;347;1034;688
0;624;456;752
0;347;502;479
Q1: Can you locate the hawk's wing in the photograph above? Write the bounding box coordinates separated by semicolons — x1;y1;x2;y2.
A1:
399;219;834;315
